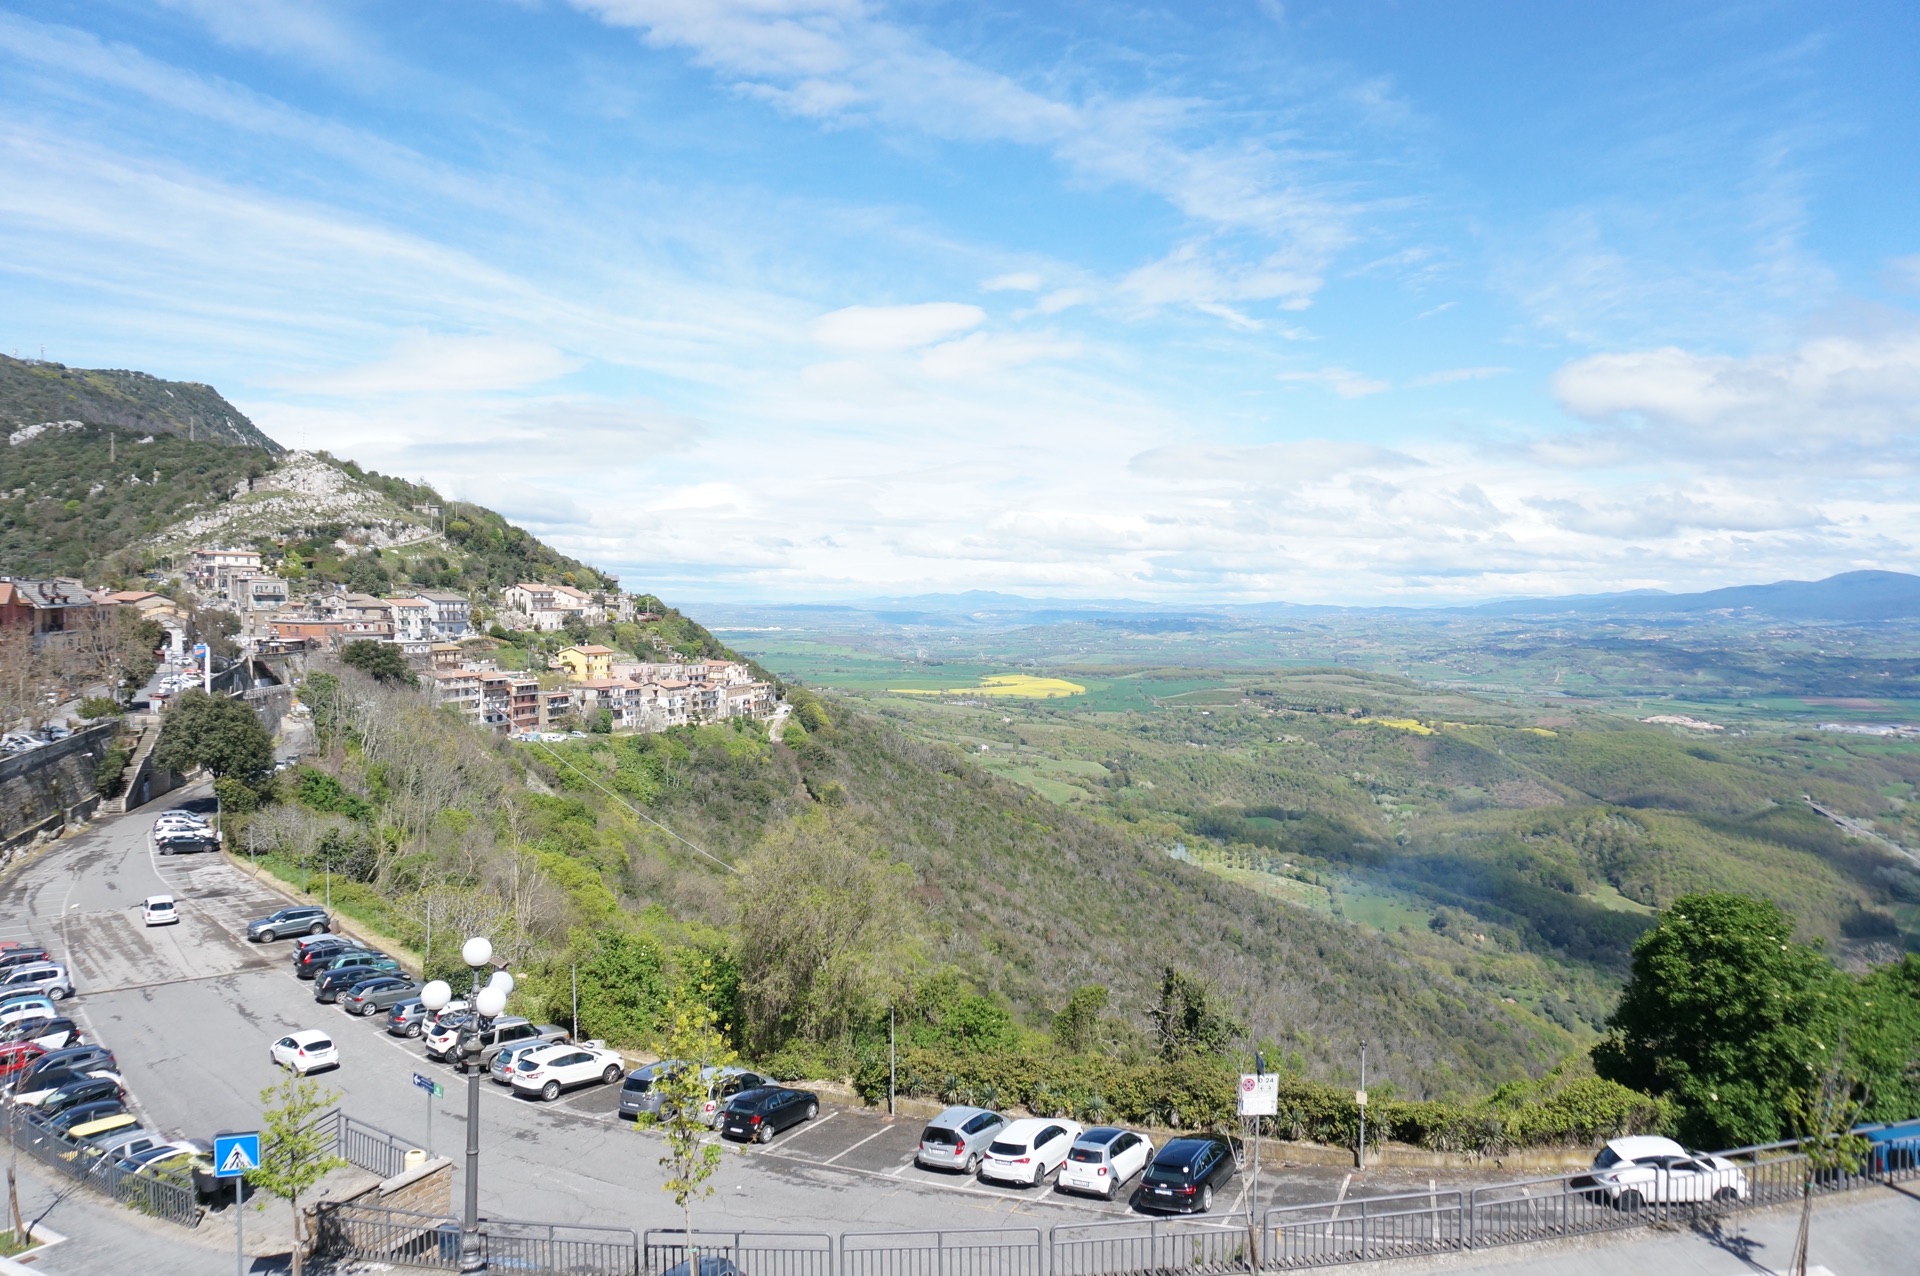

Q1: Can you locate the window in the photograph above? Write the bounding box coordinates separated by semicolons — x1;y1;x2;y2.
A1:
965;1113;999;1135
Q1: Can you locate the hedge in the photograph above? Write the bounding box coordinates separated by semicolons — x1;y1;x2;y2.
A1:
852;1047;1674;1155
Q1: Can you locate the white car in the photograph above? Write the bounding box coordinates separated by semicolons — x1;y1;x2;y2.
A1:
508;1041;625;1101
1586;1135;1749;1208
979;1117;1084;1186
1057;1126;1155;1199
141;896;179;926
269;1029;339;1075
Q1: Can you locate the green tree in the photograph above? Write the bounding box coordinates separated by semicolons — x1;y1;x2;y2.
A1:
152;689;273;785
1052;985;1110;1054
1149;966;1243;1062
650;984;737;1252
570;928;670;1046
247;1074;345;1276
1593;892;1853;1147
339;639;415;686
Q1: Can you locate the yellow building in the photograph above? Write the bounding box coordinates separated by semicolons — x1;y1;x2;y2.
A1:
552;644;616;682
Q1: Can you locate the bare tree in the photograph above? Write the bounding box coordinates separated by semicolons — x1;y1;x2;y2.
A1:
1786;1044;1867;1276
0;626;54;732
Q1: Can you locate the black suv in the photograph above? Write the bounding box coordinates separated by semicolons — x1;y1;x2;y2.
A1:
247;907;331;943
295;941;369;980
1138;1135;1242;1213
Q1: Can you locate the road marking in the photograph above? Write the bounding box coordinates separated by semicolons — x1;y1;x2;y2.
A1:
821;1122;896;1165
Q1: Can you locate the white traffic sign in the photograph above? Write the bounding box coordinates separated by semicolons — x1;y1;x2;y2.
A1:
1238;1072;1279;1116
1354;1089;1369;1107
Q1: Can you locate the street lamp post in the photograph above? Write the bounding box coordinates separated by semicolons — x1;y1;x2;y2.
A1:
420;937;513;1276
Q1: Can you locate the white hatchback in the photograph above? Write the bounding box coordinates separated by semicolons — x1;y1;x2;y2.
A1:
141;896;179;926
1057;1126;1155;1200
269;1029;339;1075
979;1118;1084;1187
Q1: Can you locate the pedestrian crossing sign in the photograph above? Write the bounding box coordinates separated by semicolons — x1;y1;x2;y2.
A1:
214;1131;261;1178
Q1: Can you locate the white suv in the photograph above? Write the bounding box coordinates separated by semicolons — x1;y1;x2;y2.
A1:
509;1042;625;1101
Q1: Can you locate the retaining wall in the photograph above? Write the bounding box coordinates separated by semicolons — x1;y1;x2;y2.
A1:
0;722;118;860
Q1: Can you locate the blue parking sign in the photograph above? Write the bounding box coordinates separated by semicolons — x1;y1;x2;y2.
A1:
213;1131;261;1179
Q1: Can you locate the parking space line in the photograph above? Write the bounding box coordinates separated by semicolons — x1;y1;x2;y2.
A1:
754;1109;839;1152
821;1122;895;1165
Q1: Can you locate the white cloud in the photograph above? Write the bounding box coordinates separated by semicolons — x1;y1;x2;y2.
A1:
287;334;581;395
1276;367;1389;398
1129;439;1418;485
982;272;1043;292
1409;366;1509;387
811;302;984;352
918;331;1079;379
1550;330;1920;461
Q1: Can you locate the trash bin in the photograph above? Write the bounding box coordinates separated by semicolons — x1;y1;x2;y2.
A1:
404;1148;428;1172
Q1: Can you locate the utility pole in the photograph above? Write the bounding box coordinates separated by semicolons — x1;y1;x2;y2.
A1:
571;964;579;1041
888;1006;896;1117
1356;1048;1368;1171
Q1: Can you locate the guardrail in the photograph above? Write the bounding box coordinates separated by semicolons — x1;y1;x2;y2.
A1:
6;1109;202;1228
309;1107;417;1179
312;1126;1920;1275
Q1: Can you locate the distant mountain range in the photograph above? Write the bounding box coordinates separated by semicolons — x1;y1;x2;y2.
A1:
1;353;280;451
703;571;1920;628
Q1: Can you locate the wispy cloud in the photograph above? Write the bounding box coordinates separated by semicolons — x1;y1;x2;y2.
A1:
1409;365;1510;387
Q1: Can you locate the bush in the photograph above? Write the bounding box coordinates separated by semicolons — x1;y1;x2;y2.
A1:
94;743;132;798
78;696;122;720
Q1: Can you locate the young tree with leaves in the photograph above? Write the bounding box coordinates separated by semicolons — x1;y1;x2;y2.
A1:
1785;1044;1867;1276
339;639;416;686
1150;967;1243;1062
248;1074;345;1276
650;980;737;1258
152;689;274;786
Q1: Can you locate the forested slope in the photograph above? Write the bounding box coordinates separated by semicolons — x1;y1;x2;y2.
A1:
1;353;279;450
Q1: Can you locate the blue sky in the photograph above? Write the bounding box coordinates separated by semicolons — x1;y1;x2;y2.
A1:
3;1;1918;604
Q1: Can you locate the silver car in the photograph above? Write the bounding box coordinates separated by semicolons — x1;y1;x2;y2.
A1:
916;1105;1008;1174
0;963;71;1001
618;1060;684;1120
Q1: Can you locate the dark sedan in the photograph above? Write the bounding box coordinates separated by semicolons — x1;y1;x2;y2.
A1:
37;1074;124;1117
18;1045;115;1091
719;1086;819;1144
43;1099;126;1136
339;976;422;1017
314;958;401;1002
1137;1136;1242;1214
296;942;370;980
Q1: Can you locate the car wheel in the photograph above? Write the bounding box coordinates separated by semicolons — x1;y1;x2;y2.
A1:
360;1003;378;1016
1032;1163;1046;1187
160;846;172;856
1617;1190;1644;1212
541;1081;560;1102
758;1123;774;1145
804;1101;818;1121
1104;1178;1117;1202
602;1064;621;1085
406;1023;422;1038
964;1152;980;1174
1199;1185;1213;1213
1713;1187;1739;1203
259;929;276;943
309;923;325;935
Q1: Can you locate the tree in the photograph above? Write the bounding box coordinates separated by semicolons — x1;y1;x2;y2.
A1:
732;812;918;1053
339;640;415;686
1149;966;1243;1062
568;928;670;1045
152;689;274;785
64;605;159;701
0;627;55;732
561;613;591;645
1593;892;1853;1148
1784;1044;1867;1276
651;978;736;1255
247;1074;345;1276
1052;985;1110;1054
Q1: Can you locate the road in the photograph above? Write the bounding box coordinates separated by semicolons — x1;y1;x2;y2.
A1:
0;787;1456;1258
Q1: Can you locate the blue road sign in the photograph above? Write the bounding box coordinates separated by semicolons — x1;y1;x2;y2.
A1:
412;1071;445;1098
213;1131;261;1179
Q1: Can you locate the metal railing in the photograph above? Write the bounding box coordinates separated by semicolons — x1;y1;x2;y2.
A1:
1264;1191;1462;1270
482;1216;639;1275
841;1227;1044;1276
309;1107;418;1179
645;1228;835;1276
1052;1214;1255;1276
315;1200;458;1269
6;1111;202;1228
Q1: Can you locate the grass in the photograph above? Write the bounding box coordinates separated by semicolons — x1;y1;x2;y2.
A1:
891;674;1087;699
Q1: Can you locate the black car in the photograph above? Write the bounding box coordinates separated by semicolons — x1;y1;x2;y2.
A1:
296;942;369;980
43;1099;126;1136
719;1086;819;1144
1138;1136;1242;1214
39;1075;125;1118
0;950;51;975
18;1045;115;1091
386;998;429;1038
313;958;400;1002
247;907;331;943
2;1017;78;1049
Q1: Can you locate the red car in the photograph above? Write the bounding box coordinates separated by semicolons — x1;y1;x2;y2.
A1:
0;1041;46;1086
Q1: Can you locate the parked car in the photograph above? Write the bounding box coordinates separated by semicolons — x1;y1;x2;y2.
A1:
916;1105;1008;1174
1138;1135;1242;1214
81;1125;166;1166
386;998;430;1038
1058;1127;1155;1200
154;829;215;855
46;1103;127;1137
9;1018;79;1051
247;907;331;943
338;976;422;1017
0;989;54;1015
0;1041;44;1088
296;942;369;980
18;1045;114;1091
65;1112;138;1147
718;1086;819;1143
0;1003;53;1036
35;1074;125;1117
14;1066;123;1107
490;1040;551;1086
0;949;51;975
1585;1135;1748;1208
314;958;402;1002
426;1015;562;1071
269;1029;339;1075
979;1118;1084;1187
0;963;72;1001
508;1041;626;1101
618;1060;686;1121
141;895;179;926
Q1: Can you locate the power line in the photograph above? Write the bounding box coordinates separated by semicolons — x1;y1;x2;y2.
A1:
528;739;737;874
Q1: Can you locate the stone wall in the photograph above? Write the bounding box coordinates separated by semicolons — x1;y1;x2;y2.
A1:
0;722;117;859
245;684;295;738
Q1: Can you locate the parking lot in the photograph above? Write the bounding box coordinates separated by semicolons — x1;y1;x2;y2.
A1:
0;784;1498;1261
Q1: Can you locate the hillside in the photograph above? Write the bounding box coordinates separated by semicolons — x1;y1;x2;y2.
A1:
1;353;280;451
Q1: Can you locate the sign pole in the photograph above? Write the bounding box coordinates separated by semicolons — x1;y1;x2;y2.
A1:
213;1131;260;1276
235;1175;244;1276
1357;1048;1367;1171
